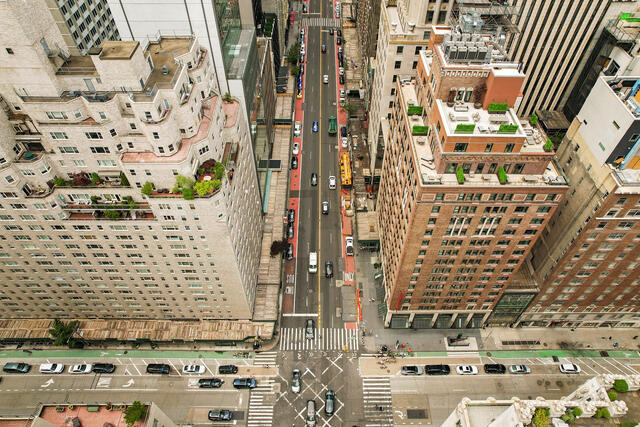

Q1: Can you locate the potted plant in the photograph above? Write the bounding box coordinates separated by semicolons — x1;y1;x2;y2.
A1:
529;113;538;125
119;172;130;187
497;166;508;185
90;195;100;205
456;166;465;184
90;172;100;184
543;138;553;152
141;182;154;196
106;402;113;411
53;176;67;186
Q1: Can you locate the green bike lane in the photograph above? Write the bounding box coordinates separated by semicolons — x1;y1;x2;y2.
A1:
410;350;640;359
0;349;247;359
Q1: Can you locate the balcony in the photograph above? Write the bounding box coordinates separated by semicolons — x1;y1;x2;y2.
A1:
140;107;171;124
15;150;45;163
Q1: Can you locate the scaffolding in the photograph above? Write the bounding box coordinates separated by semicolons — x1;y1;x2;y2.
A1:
450;0;520;36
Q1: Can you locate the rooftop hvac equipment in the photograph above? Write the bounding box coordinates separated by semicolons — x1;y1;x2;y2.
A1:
477;125;489;133
408;22;415;31
161;65;169;74
454;104;469;112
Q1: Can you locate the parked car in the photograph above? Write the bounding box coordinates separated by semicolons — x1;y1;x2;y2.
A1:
341;137;348;148
300;28;305;37
345;236;354;256
401;365;423;375
313;121;319;132
325;390;335;415
291;156;298;170
233;378;257;389
340;126;347;137
306;400;316;427
218;365;238;375
294;121;302;136
339;67;344;76
509;365;531;374
3;363;30;373
286;243;294;260
456;365;478;375
325;261;333;278
328;176;337;189
208;410;232;421
69;364;93;374
288;209;296;224
425;364;450;375
292;142;300;155
323;74;329;84
338;53;343;62
339;88;345;98
287;222;294;239
329;28;334;35
92;363;116;374
305;319;315;339
311;172;318;186
183;364;206;375
199;378;224;388
336;37;342;45
297;89;303;99
483;364;506;374
339;75;344;85
299;55;304;64
291;369;301;393
300;65;304;75
337;29;342;37
559;363;581;374
322;201;329;215
39;363;65;374
146;364;171;374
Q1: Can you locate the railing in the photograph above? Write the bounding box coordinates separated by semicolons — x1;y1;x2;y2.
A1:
141;107;171;124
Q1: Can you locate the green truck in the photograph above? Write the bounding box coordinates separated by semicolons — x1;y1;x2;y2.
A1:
328;116;337;136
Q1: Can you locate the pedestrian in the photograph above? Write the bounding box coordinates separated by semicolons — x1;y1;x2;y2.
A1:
395;340;400;349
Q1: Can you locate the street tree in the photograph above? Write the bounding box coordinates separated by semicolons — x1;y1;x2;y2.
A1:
48;319;79;346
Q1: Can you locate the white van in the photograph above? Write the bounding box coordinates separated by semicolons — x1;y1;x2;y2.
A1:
309;252;318;273
39;363;65;374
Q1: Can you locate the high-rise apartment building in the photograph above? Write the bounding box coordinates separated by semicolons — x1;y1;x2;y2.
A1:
377;27;568;329
8;0;120;52
519;75;640;328
0;5;263;320
365;0;456;171
506;0;638;117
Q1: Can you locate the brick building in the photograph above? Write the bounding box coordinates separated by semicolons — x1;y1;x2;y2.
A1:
520;75;640;328
377;27;568;328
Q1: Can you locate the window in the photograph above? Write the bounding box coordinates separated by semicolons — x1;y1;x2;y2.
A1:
90;147;110;154
412;61;418;69
488;163;497;173
59;146;79;154
454;143;467;152
485;143;493;152
415;46;422;55
537;206;551;213
394;61;401;69
475;163;484;173
6;48;14;54
46;112;67;120
109;129;117;137
5;175;15;184
85;132;103;139
396;46;403;54
97;160;116;167
505;143;515;153
152;132;159;139
613;120;620;130
72;160;86;167
50;132;68;140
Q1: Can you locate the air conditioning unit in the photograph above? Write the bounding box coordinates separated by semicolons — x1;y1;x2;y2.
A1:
407;22;415;31
417;137;426;145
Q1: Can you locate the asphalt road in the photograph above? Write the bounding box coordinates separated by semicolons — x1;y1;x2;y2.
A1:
291;0;342;330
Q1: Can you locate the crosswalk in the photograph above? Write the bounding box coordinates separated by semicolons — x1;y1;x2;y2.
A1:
362;377;393;426
300;17;341;27
247;378;276;426
253;351;277;367
279;327;359;351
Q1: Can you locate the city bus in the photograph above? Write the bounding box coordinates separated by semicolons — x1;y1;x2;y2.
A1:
328;116;337;135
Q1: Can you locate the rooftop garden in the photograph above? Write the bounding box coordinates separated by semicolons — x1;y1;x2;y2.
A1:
142;159;225;199
407;105;424;115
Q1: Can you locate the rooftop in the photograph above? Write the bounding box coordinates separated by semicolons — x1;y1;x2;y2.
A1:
603;76;640;119
56;54;97;76
399;83;566;187
143;38;193;93
436;99;528;139
99;41;139;60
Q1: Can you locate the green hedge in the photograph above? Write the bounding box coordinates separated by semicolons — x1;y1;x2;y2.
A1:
498;124;519;134
456;166;465;184
614;379;629;392
412;125;429;135
488;102;508;112
497;166;508;184
408;105;423;115
455;123;475;134
544;138;553;152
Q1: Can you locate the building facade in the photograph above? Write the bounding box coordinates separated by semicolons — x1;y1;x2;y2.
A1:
377;28;568;329
366;0;455;171
0;5;263;320
520;75;640;328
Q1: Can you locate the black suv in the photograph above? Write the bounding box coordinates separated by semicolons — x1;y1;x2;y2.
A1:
92;363;116;374
425;364;451;375
483;364;507;374
219;365;238;374
146;363;170;374
340;126;347;137
208;409;232;421
199;378;224;388
233;378;257;389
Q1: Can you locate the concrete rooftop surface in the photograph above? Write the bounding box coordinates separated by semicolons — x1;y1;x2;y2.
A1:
99;41;139;60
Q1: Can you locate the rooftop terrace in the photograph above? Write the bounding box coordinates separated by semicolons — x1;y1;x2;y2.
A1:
399;83;566;187
143;38;193;93
99;41;139;60
436;99;528;139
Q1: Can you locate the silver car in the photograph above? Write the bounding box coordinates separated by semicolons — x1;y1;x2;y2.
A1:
509;365;531;374
291;370;301;393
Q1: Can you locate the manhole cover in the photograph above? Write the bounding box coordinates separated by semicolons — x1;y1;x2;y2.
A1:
407;409;427;419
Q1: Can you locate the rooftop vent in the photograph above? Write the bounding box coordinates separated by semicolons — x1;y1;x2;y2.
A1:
407;22;415;31
161;65;169;74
